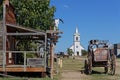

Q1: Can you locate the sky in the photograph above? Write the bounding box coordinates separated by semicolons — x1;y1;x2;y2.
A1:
50;0;120;52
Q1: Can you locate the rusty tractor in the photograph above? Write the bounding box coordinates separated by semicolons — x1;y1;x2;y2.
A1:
84;40;116;75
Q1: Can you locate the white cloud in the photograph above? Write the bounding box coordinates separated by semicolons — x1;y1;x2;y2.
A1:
63;5;69;8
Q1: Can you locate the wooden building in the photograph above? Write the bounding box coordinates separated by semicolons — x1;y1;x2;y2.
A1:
0;1;62;78
0;0;48;74
0;0;62;78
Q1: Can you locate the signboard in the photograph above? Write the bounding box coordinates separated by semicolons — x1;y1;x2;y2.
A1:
27;58;44;67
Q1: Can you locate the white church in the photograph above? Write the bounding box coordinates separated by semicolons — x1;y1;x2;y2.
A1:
69;27;84;56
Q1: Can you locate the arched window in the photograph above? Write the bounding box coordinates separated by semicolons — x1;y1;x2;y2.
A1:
76;46;78;48
76;37;78;41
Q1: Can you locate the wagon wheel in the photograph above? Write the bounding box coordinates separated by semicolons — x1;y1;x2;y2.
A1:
110;54;116;75
88;55;92;74
84;60;88;74
104;67;108;74
104;61;108;74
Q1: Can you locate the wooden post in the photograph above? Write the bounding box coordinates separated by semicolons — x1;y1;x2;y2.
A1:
44;35;47;69
50;42;54;79
3;2;6;72
56;58;59;74
60;59;63;68
24;52;26;71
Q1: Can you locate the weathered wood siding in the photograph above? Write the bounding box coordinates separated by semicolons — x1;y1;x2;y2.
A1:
5;4;16;24
5;3;16;65
0;22;3;51
0;22;3;65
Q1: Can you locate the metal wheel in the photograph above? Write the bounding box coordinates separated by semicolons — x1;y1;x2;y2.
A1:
84;60;88;74
110;54;116;75
104;61;108;74
104;67;108;74
88;55;92;74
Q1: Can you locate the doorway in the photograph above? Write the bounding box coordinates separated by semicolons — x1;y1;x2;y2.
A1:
77;51;79;56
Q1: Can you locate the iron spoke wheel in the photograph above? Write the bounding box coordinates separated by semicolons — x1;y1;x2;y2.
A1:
110;54;116;75
88;55;92;74
84;60;88;74
104;67;108;74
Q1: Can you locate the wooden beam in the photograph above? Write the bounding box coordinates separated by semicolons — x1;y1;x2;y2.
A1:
6;32;46;36
14;37;45;41
46;30;63;34
6;23;45;33
0;51;45;53
0;67;46;72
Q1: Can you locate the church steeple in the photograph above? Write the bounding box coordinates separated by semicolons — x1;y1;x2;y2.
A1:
76;27;78;33
74;27;80;42
74;27;80;36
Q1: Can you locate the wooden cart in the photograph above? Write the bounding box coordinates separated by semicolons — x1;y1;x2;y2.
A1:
85;40;116;75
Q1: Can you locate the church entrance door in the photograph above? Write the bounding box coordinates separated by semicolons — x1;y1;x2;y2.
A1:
77;52;79;56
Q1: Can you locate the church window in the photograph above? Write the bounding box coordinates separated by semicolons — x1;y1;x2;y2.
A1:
76;37;78;41
76;46;78;48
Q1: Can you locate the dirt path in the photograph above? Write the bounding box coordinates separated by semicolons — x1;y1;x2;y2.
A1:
60;57;89;80
61;70;90;80
61;70;81;80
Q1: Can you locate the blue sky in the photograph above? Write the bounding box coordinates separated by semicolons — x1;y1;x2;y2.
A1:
50;0;120;52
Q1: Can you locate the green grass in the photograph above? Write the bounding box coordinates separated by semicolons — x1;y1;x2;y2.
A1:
61;57;84;71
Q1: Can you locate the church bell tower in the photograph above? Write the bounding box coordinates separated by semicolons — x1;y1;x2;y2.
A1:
74;27;80;42
73;27;81;56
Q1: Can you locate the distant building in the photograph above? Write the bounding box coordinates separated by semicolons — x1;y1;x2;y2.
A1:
69;27;84;56
114;44;120;58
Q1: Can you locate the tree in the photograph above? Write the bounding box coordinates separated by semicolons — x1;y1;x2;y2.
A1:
0;0;3;20
0;0;56;31
67;48;73;56
82;50;88;56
